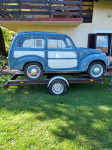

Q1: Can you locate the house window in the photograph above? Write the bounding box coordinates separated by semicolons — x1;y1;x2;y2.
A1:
96;35;109;54
88;33;112;56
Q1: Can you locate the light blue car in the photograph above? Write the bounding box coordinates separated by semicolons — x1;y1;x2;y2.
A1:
8;32;108;80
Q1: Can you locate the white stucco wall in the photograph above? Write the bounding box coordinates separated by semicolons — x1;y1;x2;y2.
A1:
16;0;112;48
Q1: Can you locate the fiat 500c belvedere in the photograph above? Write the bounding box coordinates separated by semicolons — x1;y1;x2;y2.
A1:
8;32;108;80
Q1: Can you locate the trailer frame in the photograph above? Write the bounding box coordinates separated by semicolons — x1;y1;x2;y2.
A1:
2;68;112;95
3;71;103;88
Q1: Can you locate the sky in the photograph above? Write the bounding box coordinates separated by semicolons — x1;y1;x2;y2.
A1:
96;35;108;47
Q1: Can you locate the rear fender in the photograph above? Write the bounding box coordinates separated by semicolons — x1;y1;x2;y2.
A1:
13;55;45;70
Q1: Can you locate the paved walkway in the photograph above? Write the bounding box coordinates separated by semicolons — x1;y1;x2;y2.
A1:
1;68;23;74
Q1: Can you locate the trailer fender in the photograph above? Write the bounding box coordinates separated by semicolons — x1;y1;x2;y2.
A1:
47;76;69;87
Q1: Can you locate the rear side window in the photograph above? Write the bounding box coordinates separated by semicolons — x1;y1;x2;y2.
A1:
17;36;45;48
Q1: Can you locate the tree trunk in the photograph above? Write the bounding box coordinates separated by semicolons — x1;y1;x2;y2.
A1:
0;27;7;56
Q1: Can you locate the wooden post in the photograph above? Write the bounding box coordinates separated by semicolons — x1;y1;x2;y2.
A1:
49;0;51;18
18;0;21;18
80;0;83;18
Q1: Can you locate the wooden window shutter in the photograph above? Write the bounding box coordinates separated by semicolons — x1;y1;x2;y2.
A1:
88;34;96;49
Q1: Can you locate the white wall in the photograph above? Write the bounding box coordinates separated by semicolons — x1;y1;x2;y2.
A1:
17;0;112;48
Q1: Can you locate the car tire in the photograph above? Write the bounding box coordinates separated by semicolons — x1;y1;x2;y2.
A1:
88;61;105;79
48;79;67;95
24;62;43;80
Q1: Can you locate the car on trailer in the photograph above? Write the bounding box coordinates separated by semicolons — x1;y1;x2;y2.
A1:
8;32;108;80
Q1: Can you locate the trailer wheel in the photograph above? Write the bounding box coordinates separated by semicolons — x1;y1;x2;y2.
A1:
48;79;67;95
88;61;105;79
24;62;43;80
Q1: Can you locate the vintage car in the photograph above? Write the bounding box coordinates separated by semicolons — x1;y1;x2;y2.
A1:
8;32;108;80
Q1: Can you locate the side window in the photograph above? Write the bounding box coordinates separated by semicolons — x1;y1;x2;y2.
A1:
17;37;33;48
48;37;67;49
33;37;45;48
17;36;45;48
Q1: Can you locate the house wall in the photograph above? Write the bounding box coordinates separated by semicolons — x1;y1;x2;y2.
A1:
17;0;112;48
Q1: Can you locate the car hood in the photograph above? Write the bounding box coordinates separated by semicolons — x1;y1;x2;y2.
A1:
77;47;102;54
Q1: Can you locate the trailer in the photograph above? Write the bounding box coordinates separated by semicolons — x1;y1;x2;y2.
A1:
1;72;104;95
1;67;111;95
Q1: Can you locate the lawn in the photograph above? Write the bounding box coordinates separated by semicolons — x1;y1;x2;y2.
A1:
0;74;112;150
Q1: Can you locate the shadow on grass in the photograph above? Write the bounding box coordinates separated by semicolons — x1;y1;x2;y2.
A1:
0;75;112;149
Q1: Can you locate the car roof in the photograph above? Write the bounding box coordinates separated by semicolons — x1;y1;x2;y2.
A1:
17;32;68;37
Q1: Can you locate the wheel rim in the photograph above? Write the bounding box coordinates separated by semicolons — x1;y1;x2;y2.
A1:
52;82;64;95
27;65;41;79
90;64;103;78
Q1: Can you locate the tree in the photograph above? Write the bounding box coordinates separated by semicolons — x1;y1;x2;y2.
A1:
0;27;7;56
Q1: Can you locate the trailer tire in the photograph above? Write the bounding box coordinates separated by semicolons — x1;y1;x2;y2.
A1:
48;79;67;95
24;62;43;80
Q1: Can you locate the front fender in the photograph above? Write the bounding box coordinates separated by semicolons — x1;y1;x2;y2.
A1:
78;54;108;71
13;55;46;70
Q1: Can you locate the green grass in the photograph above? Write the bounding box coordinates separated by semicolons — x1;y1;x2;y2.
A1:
0;74;112;150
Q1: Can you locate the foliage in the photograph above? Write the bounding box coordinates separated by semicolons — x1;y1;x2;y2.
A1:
0;27;15;68
0;26;16;52
0;75;112;150
0;55;7;69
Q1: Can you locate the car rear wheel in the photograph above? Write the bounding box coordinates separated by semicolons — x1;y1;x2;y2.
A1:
88;61;105;79
24;62;43;80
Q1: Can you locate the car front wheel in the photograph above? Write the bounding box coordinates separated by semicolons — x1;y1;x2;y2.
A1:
88;61;105;79
24;62;43;80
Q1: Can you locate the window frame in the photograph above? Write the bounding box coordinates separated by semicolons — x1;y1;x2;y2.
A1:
88;33;112;56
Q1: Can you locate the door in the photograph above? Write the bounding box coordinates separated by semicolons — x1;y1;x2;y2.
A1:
46;36;78;71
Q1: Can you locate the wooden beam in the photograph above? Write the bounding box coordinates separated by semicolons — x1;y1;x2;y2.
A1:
0;11;50;15
0;5;50;10
51;6;81;11
0;5;82;11
20;0;82;5
0;10;82;16
52;11;81;16
0;0;18;3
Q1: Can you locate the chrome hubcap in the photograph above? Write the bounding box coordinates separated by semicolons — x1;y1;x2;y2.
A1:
90;64;103;78
52;82;64;94
27;65;41;79
31;69;37;74
94;68;100;73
